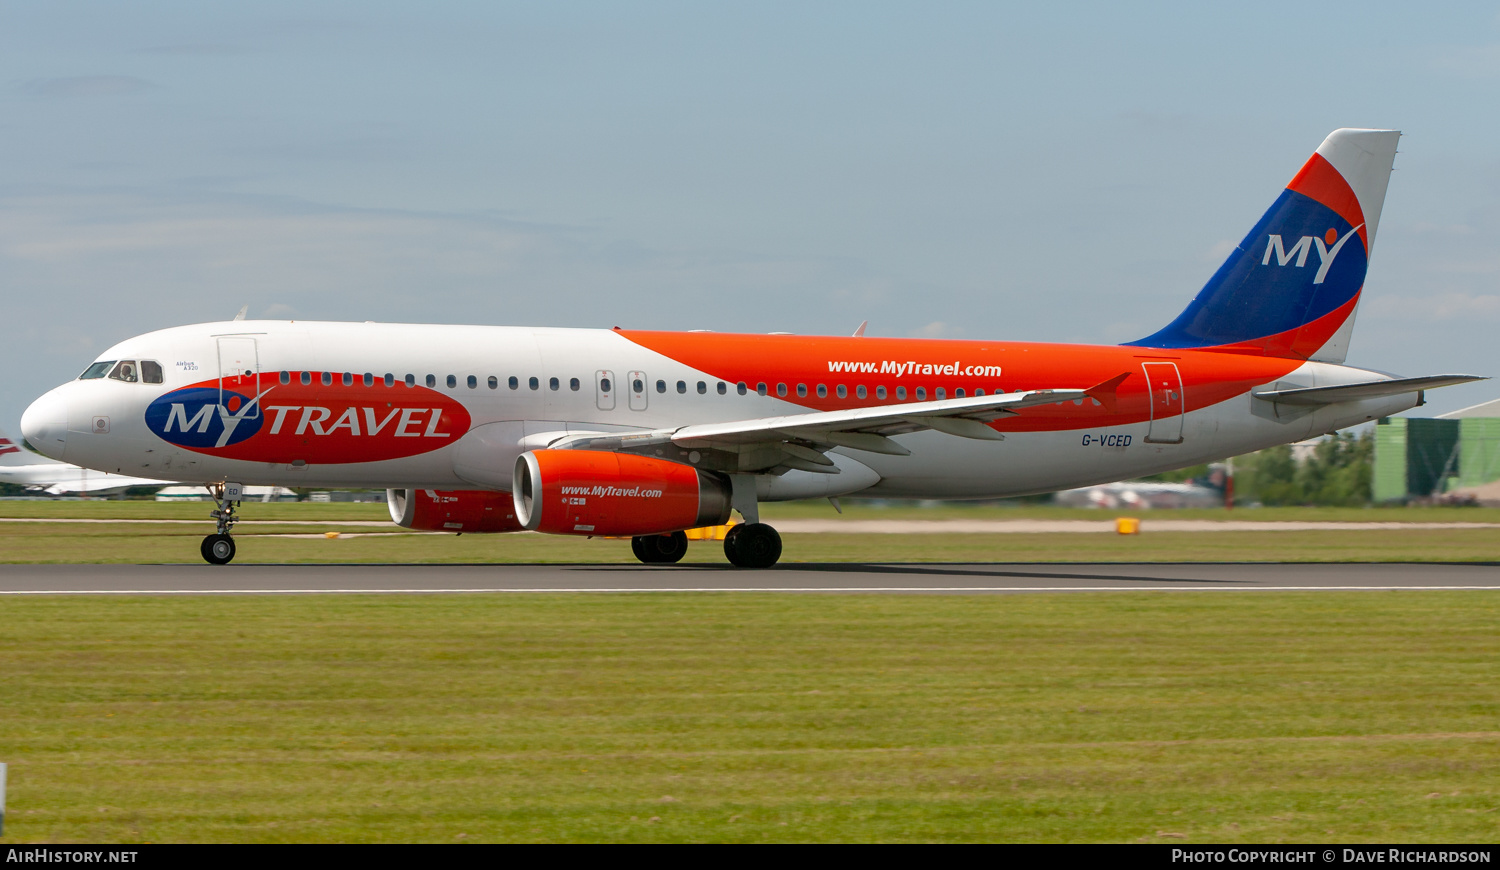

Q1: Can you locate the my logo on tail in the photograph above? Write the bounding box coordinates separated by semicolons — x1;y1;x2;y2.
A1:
1262;224;1364;285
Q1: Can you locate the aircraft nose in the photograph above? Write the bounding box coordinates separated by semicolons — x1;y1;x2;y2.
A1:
21;388;68;461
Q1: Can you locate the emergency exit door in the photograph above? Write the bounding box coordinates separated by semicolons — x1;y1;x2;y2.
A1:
1142;361;1184;444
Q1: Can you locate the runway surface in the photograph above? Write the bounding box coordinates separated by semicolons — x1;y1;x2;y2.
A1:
6;518;1500;533
1;562;1498;594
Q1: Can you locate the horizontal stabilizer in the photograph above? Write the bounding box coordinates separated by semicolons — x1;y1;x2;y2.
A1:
1252;375;1486;406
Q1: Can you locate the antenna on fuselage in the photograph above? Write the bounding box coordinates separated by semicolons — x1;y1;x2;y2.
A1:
233;305;248;321
852;320;868;337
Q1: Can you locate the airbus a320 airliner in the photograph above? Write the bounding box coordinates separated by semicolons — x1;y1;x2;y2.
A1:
19;129;1483;567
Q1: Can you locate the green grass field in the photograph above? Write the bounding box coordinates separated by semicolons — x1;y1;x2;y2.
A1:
0;593;1495;843
2;500;1499;564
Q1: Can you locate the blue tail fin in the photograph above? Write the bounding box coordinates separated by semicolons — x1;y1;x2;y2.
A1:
1128;129;1399;362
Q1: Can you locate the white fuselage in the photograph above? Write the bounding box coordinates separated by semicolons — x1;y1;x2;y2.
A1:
21;320;1419;503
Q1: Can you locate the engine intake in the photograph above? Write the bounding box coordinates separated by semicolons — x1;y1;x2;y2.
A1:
387;488;524;533
513;450;731;536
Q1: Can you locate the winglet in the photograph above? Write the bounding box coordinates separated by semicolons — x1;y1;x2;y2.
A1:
1085;372;1130;413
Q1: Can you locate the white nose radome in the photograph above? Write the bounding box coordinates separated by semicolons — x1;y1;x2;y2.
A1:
20;388;68;461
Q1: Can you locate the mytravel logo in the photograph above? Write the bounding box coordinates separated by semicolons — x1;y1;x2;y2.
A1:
144;376;472;464
145;386;264;449
1261;223;1365;285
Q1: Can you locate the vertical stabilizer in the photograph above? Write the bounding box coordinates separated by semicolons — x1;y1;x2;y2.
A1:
1129;129;1400;363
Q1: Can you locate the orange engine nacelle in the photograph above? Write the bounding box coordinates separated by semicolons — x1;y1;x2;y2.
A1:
513;450;731;537
387;488;525;533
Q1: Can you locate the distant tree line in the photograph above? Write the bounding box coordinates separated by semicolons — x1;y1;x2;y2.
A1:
1234;430;1374;507
1142;430;1374;506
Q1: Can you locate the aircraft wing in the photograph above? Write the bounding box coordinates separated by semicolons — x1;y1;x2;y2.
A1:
1252;375;1486;406
550;374;1128;474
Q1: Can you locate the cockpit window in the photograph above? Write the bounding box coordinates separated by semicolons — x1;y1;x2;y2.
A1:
79;361;115;380
141;360;164;384
108;360;139;383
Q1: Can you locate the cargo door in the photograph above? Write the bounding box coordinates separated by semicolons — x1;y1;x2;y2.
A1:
1142;361;1184;444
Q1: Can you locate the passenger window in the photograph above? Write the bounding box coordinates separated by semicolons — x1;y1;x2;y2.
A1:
897;386;907;400
676;380;686;394
876;386;887;399
549;377;560;391
796;384;807;397
343;373;354;386
402;374;414;387
954;388;965;398
776;383;787;397
529;377;540;391
426;374;436;388
633;378;644;393
468;375;478;389
384;373;395;387
856;385;867;399
325;372;335;386
141;360;164;384
757;382;767;396
447;375;457;389
509;376;519;390
109;360;139;383
656;380;666;393
79;361;115;380
717;382;727;395
816;384;827;398
300;371;312;386
737;382;747;395
837;385;847;398
936;388;946;400
570;377;580;391
916;387;926;400
364;373;374;387
974;388;984;396
600;377;612;392
488;376;498;390
697;381;707;395
279;371;291;385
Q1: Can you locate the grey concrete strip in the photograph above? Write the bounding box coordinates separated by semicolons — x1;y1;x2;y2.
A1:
0;562;1497;594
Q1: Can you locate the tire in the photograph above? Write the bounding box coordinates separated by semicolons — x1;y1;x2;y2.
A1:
648;531;688;564
201;533;236;565
722;523;744;563
725;523;781;568
631;536;650;563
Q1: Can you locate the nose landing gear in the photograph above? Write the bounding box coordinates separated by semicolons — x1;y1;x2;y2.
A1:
201;482;242;565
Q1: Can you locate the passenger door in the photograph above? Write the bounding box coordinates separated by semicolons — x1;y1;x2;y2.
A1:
217;337;262;419
1142;361;1184;444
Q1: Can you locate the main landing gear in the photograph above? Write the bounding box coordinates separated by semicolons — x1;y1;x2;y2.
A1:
632;531;688;564
201;482;241;565
628;523;784;568
723;523;782;569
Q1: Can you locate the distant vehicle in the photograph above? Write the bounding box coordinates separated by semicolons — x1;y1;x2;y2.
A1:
0;429;178;496
1054;465;1228;510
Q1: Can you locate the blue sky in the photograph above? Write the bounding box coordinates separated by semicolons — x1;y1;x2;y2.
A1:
4;1;1500;432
